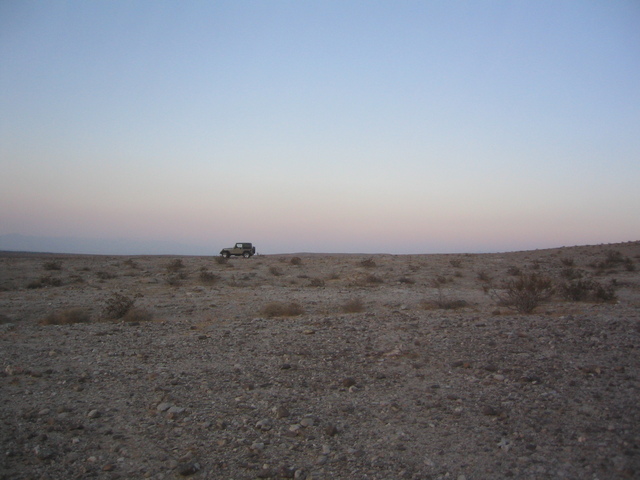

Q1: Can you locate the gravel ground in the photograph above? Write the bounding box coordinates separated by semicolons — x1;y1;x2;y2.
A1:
1;242;639;479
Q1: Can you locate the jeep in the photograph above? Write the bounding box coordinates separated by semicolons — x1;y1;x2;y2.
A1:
220;243;256;258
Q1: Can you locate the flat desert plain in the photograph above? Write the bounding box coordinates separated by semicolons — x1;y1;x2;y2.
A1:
1;242;639;480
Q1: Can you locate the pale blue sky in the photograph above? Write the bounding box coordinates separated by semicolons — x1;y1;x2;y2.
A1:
1;1;639;254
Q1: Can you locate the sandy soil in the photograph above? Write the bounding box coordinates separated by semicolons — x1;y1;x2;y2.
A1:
1;242;639;479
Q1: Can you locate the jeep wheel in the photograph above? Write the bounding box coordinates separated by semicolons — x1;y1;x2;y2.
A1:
243;251;251;258
222;251;230;258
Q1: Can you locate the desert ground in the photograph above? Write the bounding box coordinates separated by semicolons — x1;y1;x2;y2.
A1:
1;242;639;480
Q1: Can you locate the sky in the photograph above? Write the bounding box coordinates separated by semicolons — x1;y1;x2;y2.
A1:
1;1;639;255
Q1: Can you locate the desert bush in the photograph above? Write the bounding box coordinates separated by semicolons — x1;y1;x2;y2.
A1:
214;256;228;265
96;271;117;280
290;256;302;265
560;257;575;267
27;275;63;289
103;293;135;319
166;259;185;272
359;258;377;268
308;278;325;287
40;308;91;325
43;260;62;271
261;302;304;318
560;279;617;302
342;298;365;313
269;266;283;276
506;265;522;276
476;270;492;283
428;277;468;309
121;307;154;323
123;259;138;269
449;259;462;268
560;267;583;280
398;276;415;284
421;298;468;310
359;273;383;285
491;273;554;313
199;270;219;285
0;313;13;324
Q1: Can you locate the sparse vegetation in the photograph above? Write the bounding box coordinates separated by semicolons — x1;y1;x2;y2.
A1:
490;273;554;313
290;256;302;265
214;256;228;265
123;259;138;269
269;266;283;276
40;308;91;325
342;297;365;313
308;278;325;287
43;260;62;271
199;270;219;285
261;302;304;318
359;258;377;268
559;278;617;302
96;271;117;280
560;257;575;267
121;307;154;323
166;259;185;272
103;293;135;319
27;275;63;289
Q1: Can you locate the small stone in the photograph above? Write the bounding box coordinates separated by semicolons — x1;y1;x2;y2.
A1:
273;406;290;418
102;463;115;471
277;466;296;478
157;402;172;412
167;406;185;415
34;446;55;460
87;409;100;419
256;418;273;430
300;417;314;427
177;461;200;476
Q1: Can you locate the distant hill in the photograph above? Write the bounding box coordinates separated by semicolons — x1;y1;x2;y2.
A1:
0;234;213;256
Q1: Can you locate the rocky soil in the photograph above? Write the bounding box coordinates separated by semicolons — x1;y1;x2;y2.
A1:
1;242;639;479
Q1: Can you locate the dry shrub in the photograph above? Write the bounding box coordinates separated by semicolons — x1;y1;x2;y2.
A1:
123;259;138;268
40;308;90;325
103;293;135;319
476;270;492;283
359;258;377;268
421;299;468;310
449;259;462;268
364;273;384;284
560;257;575;267
166;259;185;272
342;298;364;313
122;307;153;323
398;276;415;284
308;278;325;287
43;260;62;271
199;270;219;285
0;314;12;324
261;302;304;318
290;256;302;265
214;256;228;265
559;279;617;302
269;266;283;276
491;273;554;313
27;275;63;289
96;271;117;280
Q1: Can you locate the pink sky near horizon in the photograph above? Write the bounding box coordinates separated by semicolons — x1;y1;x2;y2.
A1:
1;1;639;255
